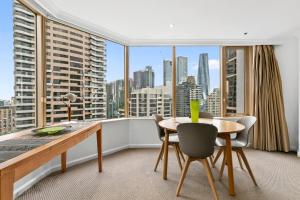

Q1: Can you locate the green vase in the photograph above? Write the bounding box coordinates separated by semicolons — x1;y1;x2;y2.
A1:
190;100;199;123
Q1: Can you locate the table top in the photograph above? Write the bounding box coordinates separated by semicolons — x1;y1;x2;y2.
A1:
158;117;245;134
0;121;100;164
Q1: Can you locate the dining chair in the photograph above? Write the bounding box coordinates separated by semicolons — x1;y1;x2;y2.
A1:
153;114;185;172
199;112;213;119
213;116;257;186
176;123;219;200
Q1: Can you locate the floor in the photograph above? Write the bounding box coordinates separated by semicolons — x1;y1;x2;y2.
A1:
17;148;300;200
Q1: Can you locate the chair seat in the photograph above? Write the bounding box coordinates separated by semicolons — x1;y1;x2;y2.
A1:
215;137;247;148
161;134;179;143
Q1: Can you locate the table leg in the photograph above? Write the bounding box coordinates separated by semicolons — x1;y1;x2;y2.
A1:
96;128;103;173
61;152;67;173
225;134;235;196
0;169;14;200
163;128;169;180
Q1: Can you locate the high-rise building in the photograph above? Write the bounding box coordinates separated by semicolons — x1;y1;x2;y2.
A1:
176;76;203;117
163;60;172;86
198;53;210;98
133;66;154;89
0;105;16;134
225;49;244;114
106;79;125;118
206;88;220;116
45;19;107;123
176;56;188;84
13;0;37;130
129;86;172;117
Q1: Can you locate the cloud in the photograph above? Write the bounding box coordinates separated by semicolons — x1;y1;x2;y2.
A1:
209;59;220;70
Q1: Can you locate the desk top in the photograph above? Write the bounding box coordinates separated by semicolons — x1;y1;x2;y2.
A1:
0;121;100;164
158;117;245;134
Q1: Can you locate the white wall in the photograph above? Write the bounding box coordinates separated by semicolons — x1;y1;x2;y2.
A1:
274;37;299;152
14;119;131;198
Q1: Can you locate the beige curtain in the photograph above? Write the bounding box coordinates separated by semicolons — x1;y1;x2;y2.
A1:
252;45;290;152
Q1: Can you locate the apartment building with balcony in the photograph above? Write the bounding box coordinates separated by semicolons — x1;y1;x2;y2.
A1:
13;0;37;130
45;20;107;123
0;105;16;134
129;86;172;117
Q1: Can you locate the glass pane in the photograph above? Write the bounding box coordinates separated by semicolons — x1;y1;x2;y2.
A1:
129;47;172;117
106;41;124;119
225;48;245;114
0;0;37;135
175;46;220;117
45;20;107;123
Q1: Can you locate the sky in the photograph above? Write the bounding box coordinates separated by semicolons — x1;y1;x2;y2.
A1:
0;0;14;100
106;43;220;92
1;0;220;100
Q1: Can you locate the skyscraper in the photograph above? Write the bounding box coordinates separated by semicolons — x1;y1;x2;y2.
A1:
198;53;210;98
129;86;171;117
13;1;37;130
133;66;154;89
176;56;188;84
176;76;203;117
163;60;172;86
45;19;107;123
106;79;125;118
206;88;220;116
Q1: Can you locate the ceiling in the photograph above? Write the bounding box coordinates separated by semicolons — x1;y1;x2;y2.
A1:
32;0;300;45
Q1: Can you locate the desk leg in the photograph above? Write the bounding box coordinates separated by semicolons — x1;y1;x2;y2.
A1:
96;128;103;173
225;134;235;196
163;128;169;180
61;152;67;173
0;170;14;200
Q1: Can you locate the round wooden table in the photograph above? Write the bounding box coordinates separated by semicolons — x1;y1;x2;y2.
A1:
158;117;245;196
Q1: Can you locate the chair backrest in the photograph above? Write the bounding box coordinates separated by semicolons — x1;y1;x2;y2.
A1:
153;114;165;140
199;112;213;119
177;123;218;159
236;116;257;145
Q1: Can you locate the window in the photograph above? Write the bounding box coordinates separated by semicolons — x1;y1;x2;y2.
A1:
175;46;221;117
129;47;172;117
45;19;107;123
106;41;125;119
0;0;37;134
221;46;251;116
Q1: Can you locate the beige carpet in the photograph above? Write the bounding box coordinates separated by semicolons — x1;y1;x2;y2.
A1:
17;148;300;200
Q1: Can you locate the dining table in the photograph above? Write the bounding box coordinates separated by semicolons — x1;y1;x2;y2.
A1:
158;117;245;196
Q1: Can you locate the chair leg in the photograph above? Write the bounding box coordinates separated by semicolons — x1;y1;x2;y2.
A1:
219;150;226;179
209;156;215;168
154;143;164;172
236;150;244;170
176;157;191;196
238;149;258;186
174;144;183;170
177;145;185;162
202;159;219;200
213;148;223;166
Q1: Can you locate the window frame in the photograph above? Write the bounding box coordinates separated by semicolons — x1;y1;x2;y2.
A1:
220;46;253;117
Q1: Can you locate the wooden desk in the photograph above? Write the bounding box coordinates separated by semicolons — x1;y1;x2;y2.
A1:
159;117;245;196
0;121;102;200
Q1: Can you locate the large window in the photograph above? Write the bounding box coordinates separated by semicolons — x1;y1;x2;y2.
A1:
175;46;220;117
45;19;107;123
106;41;125;119
0;0;37;135
222;46;251;116
0;0;250;136
129;47;173;117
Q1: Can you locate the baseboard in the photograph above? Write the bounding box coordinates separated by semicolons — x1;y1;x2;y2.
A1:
14;144;129;199
129;144;161;148
14;165;54;199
